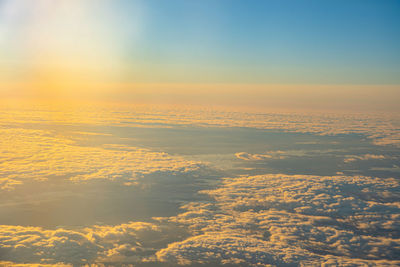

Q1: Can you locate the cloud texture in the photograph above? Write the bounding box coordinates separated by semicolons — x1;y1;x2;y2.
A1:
1;101;399;266
0;221;181;266
0;128;203;190
158;174;400;266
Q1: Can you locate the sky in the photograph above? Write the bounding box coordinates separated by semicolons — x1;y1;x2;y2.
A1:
127;0;400;84
0;0;400;111
1;1;400;266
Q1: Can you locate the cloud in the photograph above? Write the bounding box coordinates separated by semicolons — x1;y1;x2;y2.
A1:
0;221;178;266
157;174;400;266
0;225;98;265
0;128;205;190
235;151;286;161
344;154;387;163
1;101;400;266
1;172;399;266
1;101;400;148
0;263;71;267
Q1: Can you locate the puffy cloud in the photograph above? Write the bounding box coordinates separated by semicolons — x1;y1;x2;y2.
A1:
1;101;400;266
158;174;400;266
235;151;286;161
1;101;400;148
344;154;387;163
157;232;318;266
1;169;399;266
0;225;98;265
0;128;204;190
0;221;177;265
0;263;71;267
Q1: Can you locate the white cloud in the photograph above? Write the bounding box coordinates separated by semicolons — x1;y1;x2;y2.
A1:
344;154;387;163
1;102;399;266
235;151;286;161
1;102;400;148
158;174;400;266
0;128;205;190
0;263;71;267
1;173;399;266
0;221;176;265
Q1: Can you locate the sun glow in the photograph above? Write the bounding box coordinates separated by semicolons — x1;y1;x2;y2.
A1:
0;0;143;97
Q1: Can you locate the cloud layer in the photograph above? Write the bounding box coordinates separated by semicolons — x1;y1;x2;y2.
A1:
158;174;400;266
0;221;181;266
344;154;387;163
1;102;399;266
1;174;399;265
0;128;204;190
1;101;400;147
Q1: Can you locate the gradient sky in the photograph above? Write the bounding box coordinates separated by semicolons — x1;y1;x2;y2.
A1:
0;0;399;111
1;0;399;83
125;0;400;84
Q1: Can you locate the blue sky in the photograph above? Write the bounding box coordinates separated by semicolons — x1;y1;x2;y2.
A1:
0;0;399;86
118;0;400;84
